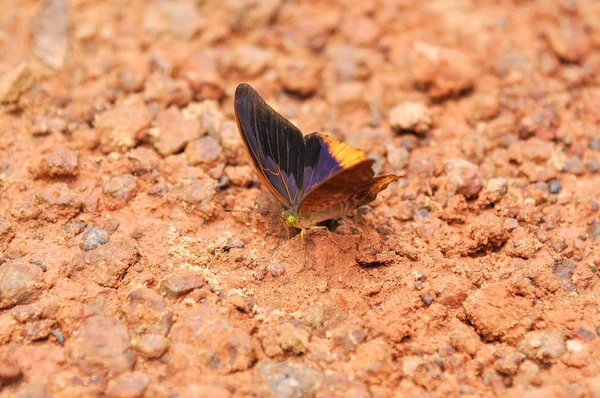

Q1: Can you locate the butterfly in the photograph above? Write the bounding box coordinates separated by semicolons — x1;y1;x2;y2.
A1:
234;83;399;249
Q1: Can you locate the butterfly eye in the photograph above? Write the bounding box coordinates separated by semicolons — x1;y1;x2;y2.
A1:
287;215;297;224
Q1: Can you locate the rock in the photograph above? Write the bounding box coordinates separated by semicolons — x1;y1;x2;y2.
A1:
169;301;256;374
0;357;21;383
469;214;510;249
494;352;525;375
31;0;69;70
544;21;590;63
160;271;204;298
31;115;67;136
276;57;321;96
185;136;223;167
106;372;150;398
444;159;483;198
76;239;138;288
36;149;79;177
434;276;469;309
552;259;577;292
11;304;43;323
224;165;254;187
0;259;45;309
0;216;15;252
123;288;172;337
258;361;323;398
389;102;432;135
132;334;169;359
183;100;224;140
548;180;562;194
589;221;600;240
151;106;201;156
386;146;409;174
449;321;483;356
80;227;110;251
505;227;542;259
143;73;192;107
176;51;224;100
519;330;566;361
479;177;508;205
68;316;135;376
102;174;137;210
562;156;585;175
37;183;82;222
95;95;152;153
411;43;476;100
226;45;271;77
268;262;285;277
275;322;310;355
9;195;41;221
169;179;216;212
21;319;56;341
0;62;40;103
349;338;393;383
463;283;535;343
226;291;256;313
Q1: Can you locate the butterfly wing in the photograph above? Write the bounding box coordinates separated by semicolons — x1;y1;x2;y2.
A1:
298;134;399;224
234;83;305;207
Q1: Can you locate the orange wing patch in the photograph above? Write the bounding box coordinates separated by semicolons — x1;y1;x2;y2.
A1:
315;133;367;170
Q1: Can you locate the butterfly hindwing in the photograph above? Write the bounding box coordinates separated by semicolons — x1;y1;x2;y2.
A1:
234;83;305;207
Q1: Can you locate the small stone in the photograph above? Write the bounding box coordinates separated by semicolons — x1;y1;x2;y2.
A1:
227;292;256;313
185;136;223;166
37;183;82;222
444;159;483;198
36;149;79;177
102;174;137;209
177;51;224;100
31;0;69;70
80;227;110;251
61;219;86;237
0;61;39;103
449;321;483;356
0;259;45;309
151;106;201;156
259;361;323;398
169;179;216;212
160;272;204;298
519;330;566;361
548;180;562;194
276;57;321;96
106;372;150;398
226;45;271;77
494;352;525;375
0;357;21;382
563;156;585;175
268;262;285;277
469;213;510;249
68;316;135;376
21;319;56;341
552;259;577;292
225;165;254;187
505;228;542;259
588;221;600;240
123;288;172;337
77;239;138;288
276;322;310;354
389;102;432;135
133;334;169;359
95;95;152;153
420;295;434;306
587;157;600;173
11;304;43;323
463;283;534;343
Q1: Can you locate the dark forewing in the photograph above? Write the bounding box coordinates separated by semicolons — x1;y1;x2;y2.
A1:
234;83;305;207
298;160;400;222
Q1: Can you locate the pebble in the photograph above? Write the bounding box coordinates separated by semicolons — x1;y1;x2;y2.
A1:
0;259;45;309
588;221;600;240
276;57;321;96
105;372;150;398
183;100;224;140
123;288;172;337
420;295;434;306
562;156;585;175
102;174;137;209
463;283;534;343
68;315;135;376
548;180;562;194
444;159;483;198
0;61;39;103
169;179;217;212
225;165;254;187
386;146;409;174
519;330;566;361
160;272;204;298
185;136;223;166
227;45;272;77
449;321;483;356
268;262;286;277
79;239;138;288
95;95;152;153
389;102;432;135
552;259;577;292
21;319;56;341
176;51;224;101
586;157;600;173
151;106;201;156
259;361;323;398
505;228;542;259
36;149;79;177
80;227;110;251
227;292;256;313
133;334;169;359
37;183;82;222
61;220;86;237
31;0;69;70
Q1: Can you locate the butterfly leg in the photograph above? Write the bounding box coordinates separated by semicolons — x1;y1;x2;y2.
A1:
281;219;291;241
307;225;343;251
